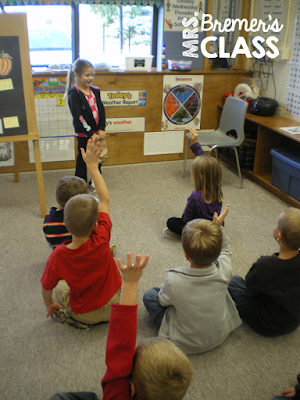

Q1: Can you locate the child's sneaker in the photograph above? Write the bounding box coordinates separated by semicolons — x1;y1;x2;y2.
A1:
163;228;180;239
88;180;99;202
110;244;116;257
56;308;90;330
88;180;96;194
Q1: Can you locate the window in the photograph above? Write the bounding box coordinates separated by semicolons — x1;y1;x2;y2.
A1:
3;5;72;66
3;4;153;68
79;4;152;67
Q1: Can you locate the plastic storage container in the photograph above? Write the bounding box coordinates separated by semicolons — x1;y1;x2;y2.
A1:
270;148;300;201
167;60;192;71
125;56;153;71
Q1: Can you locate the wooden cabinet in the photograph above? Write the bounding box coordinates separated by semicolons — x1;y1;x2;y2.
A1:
218;105;300;208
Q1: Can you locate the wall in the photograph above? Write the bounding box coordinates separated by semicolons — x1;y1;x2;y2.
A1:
248;0;300;120
0;69;251;173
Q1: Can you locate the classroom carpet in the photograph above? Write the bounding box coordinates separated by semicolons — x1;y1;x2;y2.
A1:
0;159;299;400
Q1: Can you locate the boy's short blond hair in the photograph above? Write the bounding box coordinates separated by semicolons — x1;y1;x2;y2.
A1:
182;219;222;266
56;176;87;207
278;208;300;250
64;194;98;237
132;337;193;400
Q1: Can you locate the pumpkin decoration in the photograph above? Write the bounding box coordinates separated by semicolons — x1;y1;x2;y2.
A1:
0;51;13;76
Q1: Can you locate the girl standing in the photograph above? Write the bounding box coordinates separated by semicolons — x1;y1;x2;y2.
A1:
164;127;223;238
65;59;106;183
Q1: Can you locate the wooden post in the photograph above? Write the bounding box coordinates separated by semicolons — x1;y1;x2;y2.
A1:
0;134;47;216
0;12;47;217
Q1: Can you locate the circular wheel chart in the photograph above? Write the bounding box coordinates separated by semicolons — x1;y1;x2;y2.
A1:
163;84;201;125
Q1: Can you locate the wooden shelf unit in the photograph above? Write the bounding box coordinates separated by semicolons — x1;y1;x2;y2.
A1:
217;106;300;208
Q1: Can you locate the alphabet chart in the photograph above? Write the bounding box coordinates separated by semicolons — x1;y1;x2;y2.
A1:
287;6;300;117
260;0;285;39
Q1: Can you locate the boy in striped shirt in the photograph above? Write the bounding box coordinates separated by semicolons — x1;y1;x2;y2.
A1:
43;176;87;249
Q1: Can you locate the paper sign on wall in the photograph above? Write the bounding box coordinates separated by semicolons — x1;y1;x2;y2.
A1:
164;0;203;31
0;78;13;91
106;117;145;133
33;76;66;96
102;90;146;107
162;75;203;130
3;116;19;129
28;137;75;163
144;131;184;155
0;141;14;166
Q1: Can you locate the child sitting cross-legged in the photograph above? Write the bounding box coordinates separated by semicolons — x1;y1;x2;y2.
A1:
43;176;88;249
164;127;223;239
41;138;121;329
228;207;300;337
46;253;193;400
144;204;242;355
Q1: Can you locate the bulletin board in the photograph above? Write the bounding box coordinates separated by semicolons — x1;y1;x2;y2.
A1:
0;36;27;136
0;12;47;217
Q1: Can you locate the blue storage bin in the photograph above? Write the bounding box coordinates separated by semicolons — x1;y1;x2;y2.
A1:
270;148;300;201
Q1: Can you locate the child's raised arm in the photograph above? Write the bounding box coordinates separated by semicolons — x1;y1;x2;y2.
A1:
117;253;150;305
189;127;199;146
213;204;230;226
81;137;109;214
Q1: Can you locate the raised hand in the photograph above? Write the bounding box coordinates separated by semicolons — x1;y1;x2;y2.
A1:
80;137;103;167
213;204;230;226
117;252;150;306
117;252;150;284
189;127;199;145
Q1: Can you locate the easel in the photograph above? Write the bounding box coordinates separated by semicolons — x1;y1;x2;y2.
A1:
0;12;47;217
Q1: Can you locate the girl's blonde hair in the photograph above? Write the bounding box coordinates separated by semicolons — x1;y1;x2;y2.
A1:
192;155;223;204
65;58;94;97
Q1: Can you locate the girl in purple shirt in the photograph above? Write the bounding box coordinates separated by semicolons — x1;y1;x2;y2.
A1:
164;128;223;238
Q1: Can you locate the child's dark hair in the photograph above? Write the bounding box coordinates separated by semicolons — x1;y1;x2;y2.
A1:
192;155;223;204
182;219;222;266
65;58;94;97
56;176;87;207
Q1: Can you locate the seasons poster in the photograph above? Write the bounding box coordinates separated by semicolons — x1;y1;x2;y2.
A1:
161;75;204;130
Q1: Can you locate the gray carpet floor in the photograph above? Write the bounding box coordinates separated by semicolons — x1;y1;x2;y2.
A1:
0;159;299;400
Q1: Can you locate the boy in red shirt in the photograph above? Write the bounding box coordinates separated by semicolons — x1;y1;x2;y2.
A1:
41;138;121;329
46;253;193;400
101;252;194;400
